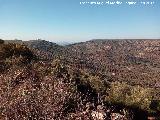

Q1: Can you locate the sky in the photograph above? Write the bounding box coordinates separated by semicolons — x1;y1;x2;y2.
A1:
0;0;160;43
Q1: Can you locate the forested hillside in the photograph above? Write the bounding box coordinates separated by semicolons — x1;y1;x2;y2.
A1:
0;39;160;120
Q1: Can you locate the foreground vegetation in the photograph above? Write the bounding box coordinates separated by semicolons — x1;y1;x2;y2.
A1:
0;39;160;119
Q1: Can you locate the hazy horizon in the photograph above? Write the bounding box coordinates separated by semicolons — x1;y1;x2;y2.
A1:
3;38;160;46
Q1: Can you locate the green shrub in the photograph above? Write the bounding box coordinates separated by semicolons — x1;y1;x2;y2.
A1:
105;81;130;104
0;43;34;61
0;43;34;72
150;100;160;112
0;39;4;44
105;81;153;111
51;59;69;78
80;72;106;93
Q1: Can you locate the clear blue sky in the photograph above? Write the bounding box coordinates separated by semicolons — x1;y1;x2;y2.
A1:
0;0;160;43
